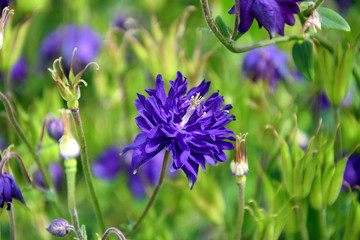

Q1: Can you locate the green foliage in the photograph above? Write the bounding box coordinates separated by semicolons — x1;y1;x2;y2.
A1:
317;7;351;32
292;40;314;82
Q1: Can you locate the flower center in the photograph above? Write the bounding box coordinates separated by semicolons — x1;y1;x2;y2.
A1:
180;93;203;128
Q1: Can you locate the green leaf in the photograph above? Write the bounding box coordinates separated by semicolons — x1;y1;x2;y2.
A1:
292;40;314;82
317;7;351;32
215;16;230;39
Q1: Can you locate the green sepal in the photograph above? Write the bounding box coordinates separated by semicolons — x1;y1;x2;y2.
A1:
325;158;347;205
215;16;230;39
309;175;323;210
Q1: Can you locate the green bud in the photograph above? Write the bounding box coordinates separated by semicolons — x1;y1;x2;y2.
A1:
215;16;230;39
325;158;347;205
320;43;356;107
309;175;323;210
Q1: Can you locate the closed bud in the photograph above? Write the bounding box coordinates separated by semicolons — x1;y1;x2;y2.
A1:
59;110;80;159
0;7;14;50
46;219;71;237
230;133;249;184
47;118;64;141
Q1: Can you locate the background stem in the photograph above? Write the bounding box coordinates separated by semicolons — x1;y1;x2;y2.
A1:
71;108;105;233
8;208;15;240
234;182;245;240
65;159;85;240
132;150;170;230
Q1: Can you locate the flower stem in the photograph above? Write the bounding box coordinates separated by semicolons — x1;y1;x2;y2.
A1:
132;150;170;230
199;0;303;53
317;207;327;240
303;0;324;17
0;91;52;189
234;182;245;240
70;108;105;233
8;208;15;240
101;227;127;240
65;159;85;240
230;0;239;41
334;106;342;162
296;201;309;240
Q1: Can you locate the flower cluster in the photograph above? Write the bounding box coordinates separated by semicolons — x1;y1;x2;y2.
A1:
124;72;235;188
229;0;303;38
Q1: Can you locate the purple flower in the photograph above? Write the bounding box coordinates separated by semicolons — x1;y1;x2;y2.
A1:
39;24;102;72
92;147;123;181
0;172;26;210
34;162;64;190
10;55;28;85
343;153;360;189
0;135;5;151
47;118;64;141
229;0;303;38
242;45;290;88
124;71;235;189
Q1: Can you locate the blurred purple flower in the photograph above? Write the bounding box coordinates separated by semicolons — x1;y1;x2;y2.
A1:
0;172;26;210
10;55;28;85
229;0;303;38
47;118;64;142
242;45;290;89
124;71;235;189
0;135;5;151
111;12;127;30
39;24;102;72
0;0;11;11
34;162;64;190
92;146;123;181
343;153;360;189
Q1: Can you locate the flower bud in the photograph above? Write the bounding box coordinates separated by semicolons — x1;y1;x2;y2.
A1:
58;110;80;159
230;133;249;184
0;7;14;50
47;118;64;141
46;219;71;237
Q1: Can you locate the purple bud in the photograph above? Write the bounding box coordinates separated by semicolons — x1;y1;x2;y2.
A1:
112;13;127;29
46;219;70;237
47;118;64;141
10;56;28;85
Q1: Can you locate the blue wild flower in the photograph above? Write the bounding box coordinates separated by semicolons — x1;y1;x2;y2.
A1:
229;0;303;38
0;172;26;210
124;71;235;189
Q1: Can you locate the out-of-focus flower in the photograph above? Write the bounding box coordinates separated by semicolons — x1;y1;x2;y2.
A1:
34;162;64;190
343;153;360;189
0;135;5;151
58;110;80;159
46;219;71;237
230;133;249;181
124;71;235;189
111;12;127;30
92;146;166;199
39;24;102;72
336;0;353;14
242;45;290;89
0;172;26;210
47;117;64;141
0;1;12;11
10;55;28;85
229;0;303;38
92;146;124;181
0;6;13;50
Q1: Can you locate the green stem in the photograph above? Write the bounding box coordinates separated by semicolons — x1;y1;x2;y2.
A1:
317;208;327;240
132;150;170;230
65;159;85;240
199;0;303;53
230;0;240;41
70;108;105;233
234;182;245;240
0;91;52;189
334;106;342;162
303;0;324;17
8;208;15;240
296;202;309;240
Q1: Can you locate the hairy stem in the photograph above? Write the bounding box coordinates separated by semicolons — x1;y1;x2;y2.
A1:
231;0;239;40
101;227;127;240
65;159;85;240
234;182;245;240
71;108;105;233
199;0;303;53
297;201;309;240
132;150;170;230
